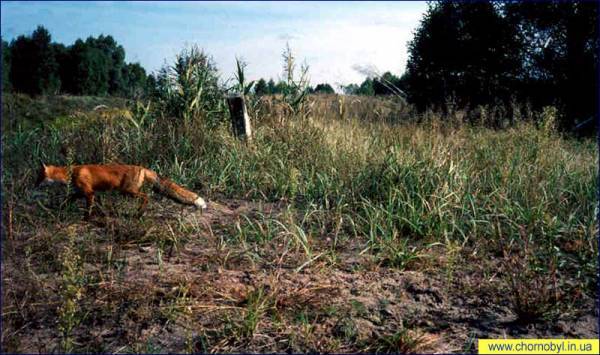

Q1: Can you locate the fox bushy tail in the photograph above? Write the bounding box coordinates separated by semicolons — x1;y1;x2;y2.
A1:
143;169;207;209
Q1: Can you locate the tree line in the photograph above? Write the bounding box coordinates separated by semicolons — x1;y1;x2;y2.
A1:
2;1;597;131
343;1;598;131
405;1;598;129
1;26;148;97
341;72;404;97
252;78;335;96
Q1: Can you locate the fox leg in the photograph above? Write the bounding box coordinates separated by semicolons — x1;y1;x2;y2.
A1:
130;191;149;217
84;191;95;220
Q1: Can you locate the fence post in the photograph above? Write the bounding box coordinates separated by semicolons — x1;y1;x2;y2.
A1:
227;94;252;141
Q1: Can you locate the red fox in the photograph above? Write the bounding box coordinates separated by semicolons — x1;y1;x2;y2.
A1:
36;164;207;218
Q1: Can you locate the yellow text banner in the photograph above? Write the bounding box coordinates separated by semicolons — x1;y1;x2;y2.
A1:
478;339;600;354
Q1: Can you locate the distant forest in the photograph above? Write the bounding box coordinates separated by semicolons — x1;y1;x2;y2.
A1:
2;26;148;98
2;1;598;131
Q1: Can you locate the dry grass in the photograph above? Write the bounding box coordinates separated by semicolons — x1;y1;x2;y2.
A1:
1;92;598;353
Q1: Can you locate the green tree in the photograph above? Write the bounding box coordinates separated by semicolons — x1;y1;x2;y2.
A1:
122;62;147;98
373;72;403;96
2;39;10;91
267;78;276;94
53;42;69;92
357;78;375;96
9;26;61;95
62;35;130;96
403;1;598;131
6;26;150;98
67;39;109;95
504;2;598;129
254;78;268;96
97;35;126;95
404;2;521;110
312;83;335;94
32;26;61;94
145;73;157;97
274;81;287;94
341;83;359;95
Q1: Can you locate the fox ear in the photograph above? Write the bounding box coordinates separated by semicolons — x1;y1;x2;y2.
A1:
40;162;47;170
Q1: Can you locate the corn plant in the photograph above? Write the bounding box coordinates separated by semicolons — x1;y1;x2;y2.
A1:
231;56;255;97
277;42;311;120
153;45;225;127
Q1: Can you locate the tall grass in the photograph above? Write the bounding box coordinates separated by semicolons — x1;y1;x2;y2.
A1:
3;90;597;291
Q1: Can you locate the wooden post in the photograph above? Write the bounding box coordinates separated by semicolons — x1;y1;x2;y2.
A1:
227;94;252;141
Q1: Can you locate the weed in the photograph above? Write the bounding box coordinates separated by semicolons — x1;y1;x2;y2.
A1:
366;325;435;354
503;229;562;323
238;287;271;338
57;228;86;353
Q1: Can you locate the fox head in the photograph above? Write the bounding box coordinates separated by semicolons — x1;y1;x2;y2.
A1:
35;164;66;187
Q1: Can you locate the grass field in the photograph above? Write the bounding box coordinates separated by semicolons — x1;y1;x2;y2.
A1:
1;93;598;353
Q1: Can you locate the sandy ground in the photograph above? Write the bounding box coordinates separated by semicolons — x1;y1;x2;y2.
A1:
2;196;597;353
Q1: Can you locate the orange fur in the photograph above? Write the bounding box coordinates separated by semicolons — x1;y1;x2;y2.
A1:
36;164;207;218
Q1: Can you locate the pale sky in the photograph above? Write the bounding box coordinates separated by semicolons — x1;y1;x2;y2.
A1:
1;1;428;88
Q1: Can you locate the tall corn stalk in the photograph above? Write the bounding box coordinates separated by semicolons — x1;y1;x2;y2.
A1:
154;45;225;127
232;56;255;97
279;42;311;120
229;57;260;123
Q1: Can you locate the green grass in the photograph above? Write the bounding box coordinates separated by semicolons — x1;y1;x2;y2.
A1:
2;93;129;131
2;92;597;352
3;92;597;284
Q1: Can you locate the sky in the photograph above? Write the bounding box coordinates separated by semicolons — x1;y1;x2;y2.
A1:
1;1;428;88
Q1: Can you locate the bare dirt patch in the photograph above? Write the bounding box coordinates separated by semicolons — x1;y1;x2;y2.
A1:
2;197;597;353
